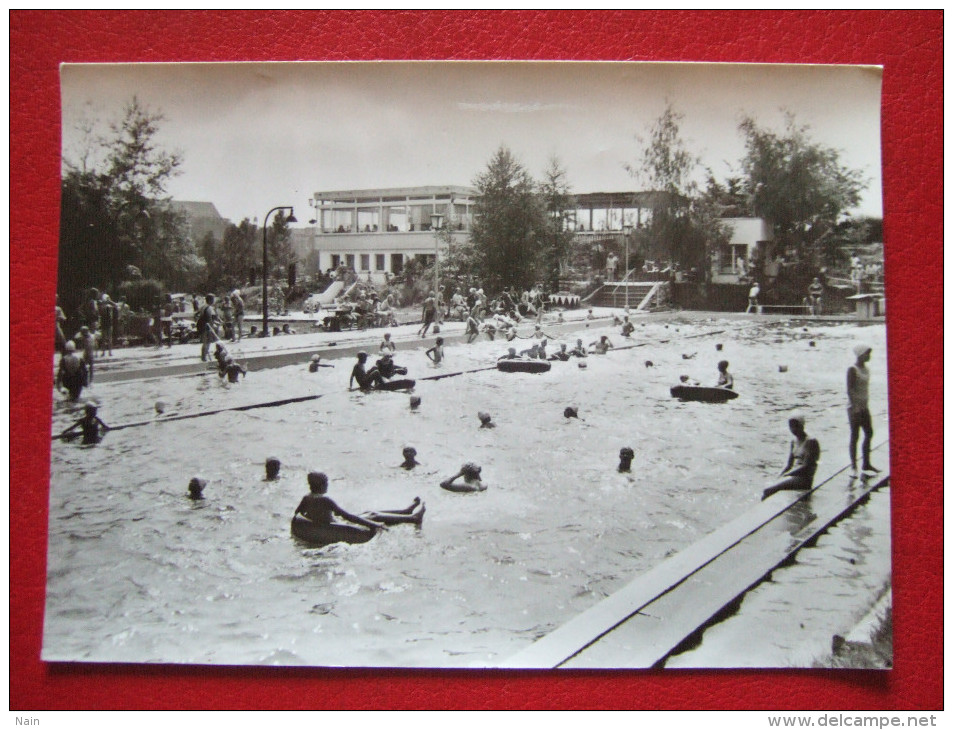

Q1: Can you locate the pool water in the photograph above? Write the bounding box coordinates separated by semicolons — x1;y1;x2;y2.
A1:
43;316;890;667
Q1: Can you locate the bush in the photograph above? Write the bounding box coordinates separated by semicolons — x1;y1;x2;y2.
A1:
117;279;163;312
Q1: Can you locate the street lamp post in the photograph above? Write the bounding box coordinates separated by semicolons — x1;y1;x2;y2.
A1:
623;223;634;309
262;206;296;336
430;213;444;297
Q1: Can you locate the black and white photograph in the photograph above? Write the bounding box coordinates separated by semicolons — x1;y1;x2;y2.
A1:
46;61;890;669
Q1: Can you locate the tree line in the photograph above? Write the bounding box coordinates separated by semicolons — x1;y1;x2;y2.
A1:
58;97;874;313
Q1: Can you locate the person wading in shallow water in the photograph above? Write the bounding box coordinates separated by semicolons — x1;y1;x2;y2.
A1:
58;402;110;445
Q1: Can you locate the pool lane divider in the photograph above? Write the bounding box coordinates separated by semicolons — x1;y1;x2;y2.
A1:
497;440;890;669
57;365;508;436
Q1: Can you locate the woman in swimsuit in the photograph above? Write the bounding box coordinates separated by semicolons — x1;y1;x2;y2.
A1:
761;415;821;500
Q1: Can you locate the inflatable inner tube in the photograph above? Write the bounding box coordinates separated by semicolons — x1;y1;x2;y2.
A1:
376;378;416;391
497;359;552;374
291;514;375;547
669;385;739;403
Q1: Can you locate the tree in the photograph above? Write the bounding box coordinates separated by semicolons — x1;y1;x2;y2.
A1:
469;145;548;293
628;104;729;278
538;156;576;291
221;218;260;288
266;210;296;284
738;112;867;264
58;97;195;309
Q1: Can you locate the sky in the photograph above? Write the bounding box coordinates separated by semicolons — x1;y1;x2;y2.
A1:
60;61;884;226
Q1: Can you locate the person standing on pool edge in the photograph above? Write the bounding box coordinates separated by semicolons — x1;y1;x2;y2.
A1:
847;344;880;477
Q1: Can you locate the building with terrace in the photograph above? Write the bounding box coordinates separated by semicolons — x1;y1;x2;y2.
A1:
289;185;770;287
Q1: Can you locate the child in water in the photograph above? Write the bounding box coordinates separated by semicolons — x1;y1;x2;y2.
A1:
716;360;734;389
589;335;614;354
425;337;445;365
293;471;425;532
400;447;420;470
569;339;588;358
440;463;487;492
618;447;635;473
58;402;110;445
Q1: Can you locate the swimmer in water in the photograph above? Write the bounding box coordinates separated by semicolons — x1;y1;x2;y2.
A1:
375;351;408;379
549;343;571;361
293;471;424;531
409;396;421;411
621;317;635;338
478;411;495;429
349;351;385;390
569;339;588;358
308;354;334;373
589;335;614;354
498;347;519;361
379;332;397;356
58;402;110;445
425;337;445;365
265;457;281;481
400;447;420;470
716;360;734;389
618;447;634;473
224;362;247;383
440;462;487;492
761;415;821;500
188;477;207;500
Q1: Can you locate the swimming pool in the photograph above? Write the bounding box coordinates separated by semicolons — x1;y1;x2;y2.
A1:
43;315;890;667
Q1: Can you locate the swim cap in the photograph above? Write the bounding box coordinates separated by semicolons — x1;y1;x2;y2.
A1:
478;411;492;423
853;344;872;357
310;354;321;361
64;341;76;352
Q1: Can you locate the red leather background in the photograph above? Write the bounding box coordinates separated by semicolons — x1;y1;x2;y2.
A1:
10;10;942;710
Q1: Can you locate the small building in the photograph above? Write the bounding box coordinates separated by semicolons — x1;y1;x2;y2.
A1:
710;217;774;284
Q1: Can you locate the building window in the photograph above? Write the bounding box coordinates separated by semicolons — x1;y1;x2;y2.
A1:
391;254;404;274
375;254;386;271
331;254;341;269
360;254;370;271
346;254;355;270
